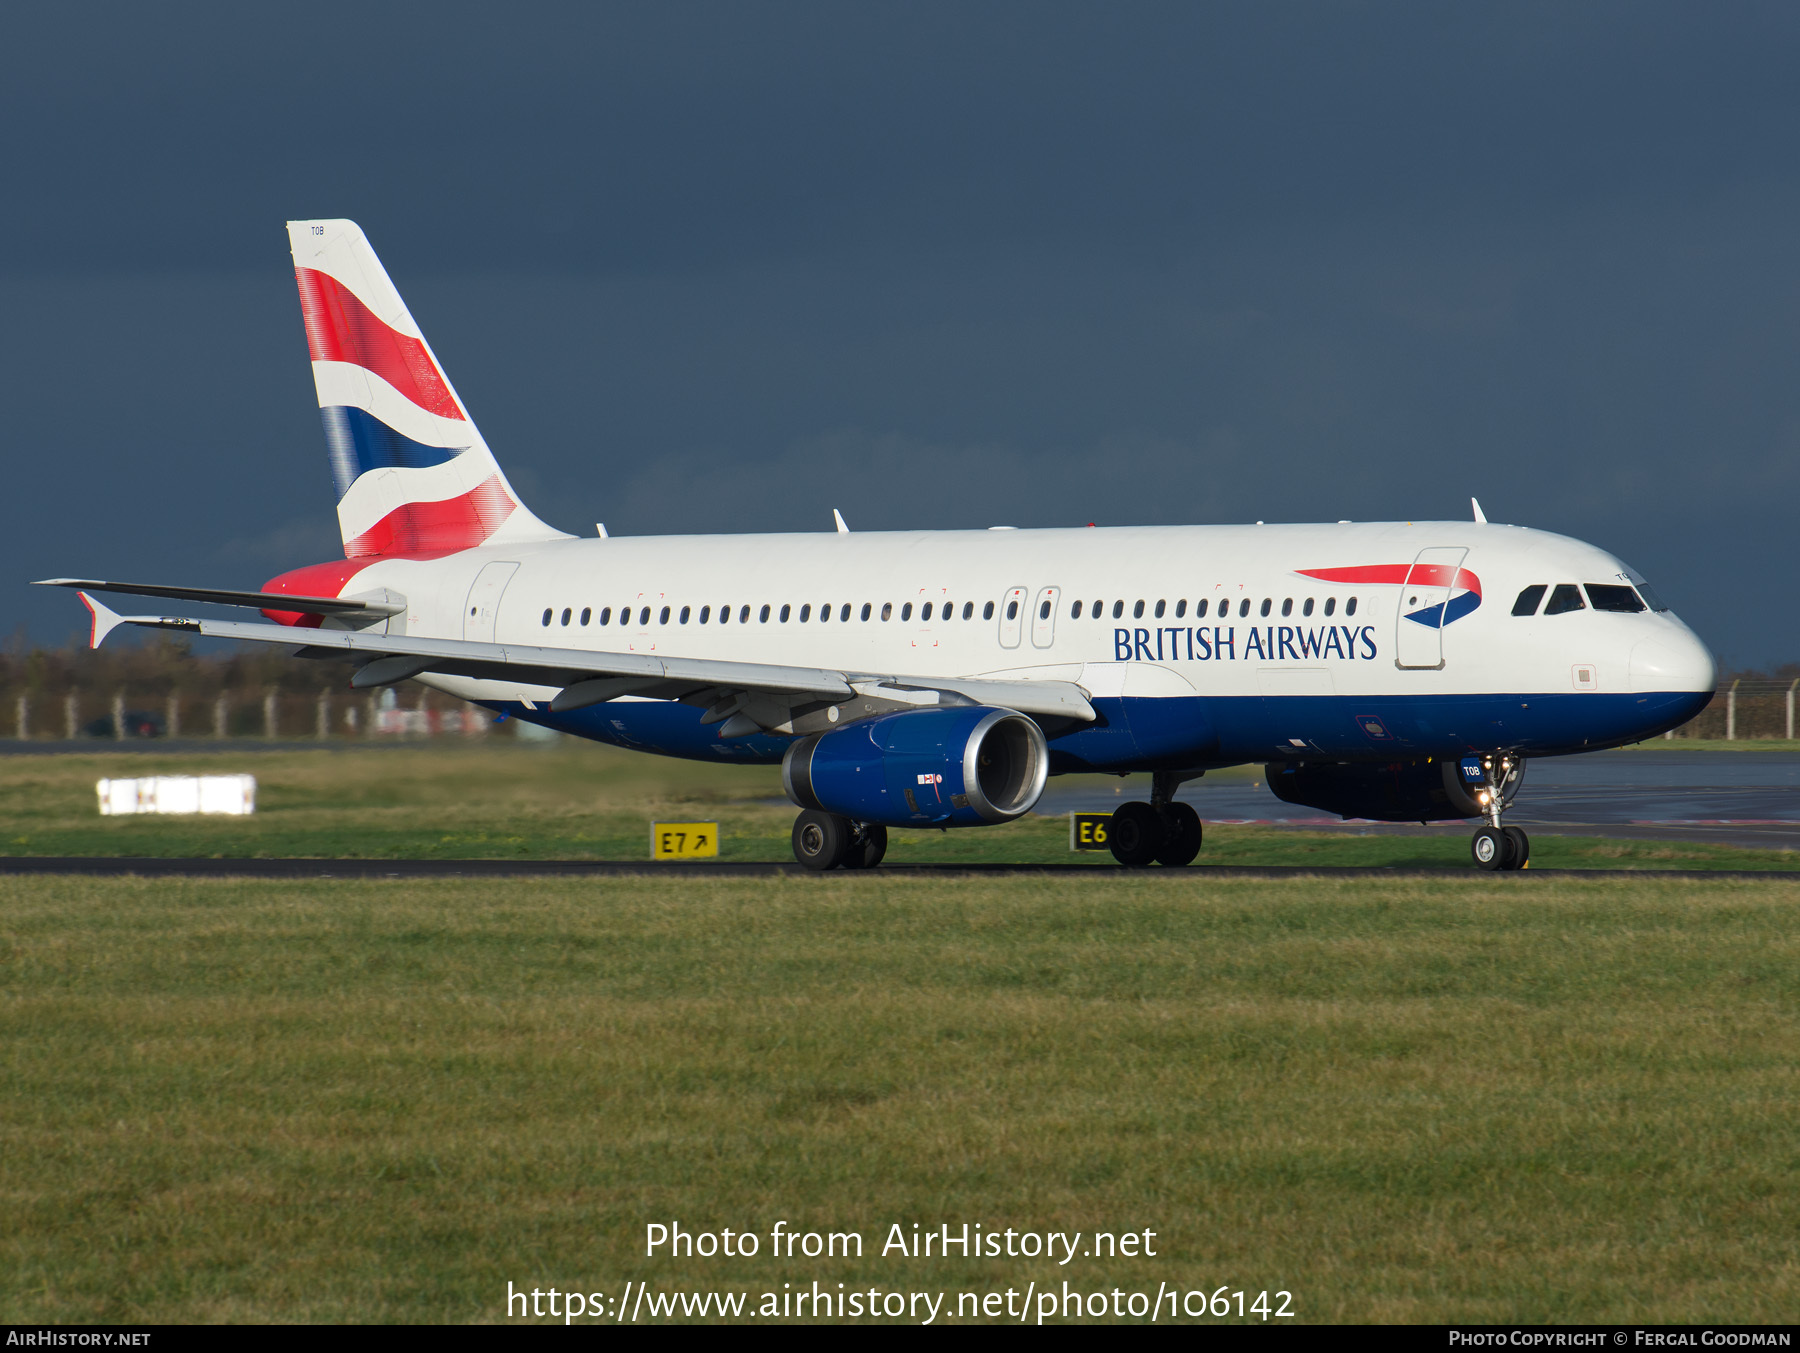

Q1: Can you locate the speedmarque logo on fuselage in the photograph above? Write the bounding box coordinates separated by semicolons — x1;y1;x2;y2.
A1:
1108;563;1481;664
1298;564;1483;628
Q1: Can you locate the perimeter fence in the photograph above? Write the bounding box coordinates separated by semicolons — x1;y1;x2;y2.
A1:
0;638;1789;743
0;638;497;742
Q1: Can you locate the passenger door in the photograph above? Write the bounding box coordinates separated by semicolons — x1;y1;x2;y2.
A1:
463;561;519;642
1394;546;1468;670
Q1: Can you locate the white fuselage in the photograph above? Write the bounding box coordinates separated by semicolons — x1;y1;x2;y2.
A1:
310;518;1714;769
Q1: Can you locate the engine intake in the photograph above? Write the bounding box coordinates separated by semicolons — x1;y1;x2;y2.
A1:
783;706;1049;828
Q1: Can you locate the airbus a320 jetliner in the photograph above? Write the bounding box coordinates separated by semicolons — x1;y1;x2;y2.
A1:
44;221;1717;871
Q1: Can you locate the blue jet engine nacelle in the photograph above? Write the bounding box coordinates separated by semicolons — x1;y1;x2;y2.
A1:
782;706;1049;829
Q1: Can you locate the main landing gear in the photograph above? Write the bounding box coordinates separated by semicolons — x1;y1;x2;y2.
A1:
1108;770;1205;868
791;810;888;872
1468;754;1529;872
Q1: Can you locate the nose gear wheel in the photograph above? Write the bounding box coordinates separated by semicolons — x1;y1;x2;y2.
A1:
1466;754;1529;871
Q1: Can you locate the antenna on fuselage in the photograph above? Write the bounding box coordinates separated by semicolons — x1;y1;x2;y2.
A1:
832;508;850;533
1471;498;1488;524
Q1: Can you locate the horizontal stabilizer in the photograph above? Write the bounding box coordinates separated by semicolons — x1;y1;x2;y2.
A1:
36;578;404;617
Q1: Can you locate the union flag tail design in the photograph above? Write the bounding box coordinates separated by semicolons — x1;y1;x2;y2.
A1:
287;220;568;559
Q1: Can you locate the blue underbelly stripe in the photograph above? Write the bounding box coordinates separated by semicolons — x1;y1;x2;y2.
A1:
476;689;1715;774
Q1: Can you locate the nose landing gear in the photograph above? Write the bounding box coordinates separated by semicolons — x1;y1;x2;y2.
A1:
1467;754;1529;871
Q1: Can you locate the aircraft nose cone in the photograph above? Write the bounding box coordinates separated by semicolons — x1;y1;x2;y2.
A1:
1630;633;1716;693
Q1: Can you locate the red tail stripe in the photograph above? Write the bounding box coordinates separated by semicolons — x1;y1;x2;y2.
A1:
343;475;516;559
295;268;465;422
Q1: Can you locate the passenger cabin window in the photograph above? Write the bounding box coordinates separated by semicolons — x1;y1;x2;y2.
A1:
700;606;710;623
1154;599;1166;619
962;602;973;619
1175;599;1187;618
1586;584;1646;613
540;609;551;626
1281;598;1292;617
1301;598;1313;616
679;606;690;624
1323;598;1334;616
982;601;994;620
902;603;913;621
561;608;571;626
1345;598;1357;616
1133;600;1145;619
739;605;750;623
1071;600;1083;619
1195;599;1208;618
1239;599;1251;618
842;604;852;621
1039;599;1051;619
1112;601;1124;619
1259;599;1271;617
580;607;591;625
883;603;894;621
861;603;872;621
639;607;651;626
1544;584;1586;616
1005;600;1017;620
600;607;611;625
920;602;931;621
1512;585;1548;616
799;604;811;622
780;604;791;622
760;605;771;623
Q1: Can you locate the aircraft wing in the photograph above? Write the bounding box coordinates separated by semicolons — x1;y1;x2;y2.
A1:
36;577;405;618
68;592;1096;732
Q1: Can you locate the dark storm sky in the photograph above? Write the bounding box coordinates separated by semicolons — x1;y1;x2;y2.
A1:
4;2;1796;668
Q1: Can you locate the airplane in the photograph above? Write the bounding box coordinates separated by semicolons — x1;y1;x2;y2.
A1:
41;219;1717;872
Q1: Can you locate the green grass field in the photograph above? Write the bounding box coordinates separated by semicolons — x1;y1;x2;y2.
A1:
1;742;1794;871
2;871;1796;1323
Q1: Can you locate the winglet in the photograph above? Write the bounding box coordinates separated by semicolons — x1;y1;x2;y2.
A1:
78;592;128;649
1472;497;1488;524
832;508;849;534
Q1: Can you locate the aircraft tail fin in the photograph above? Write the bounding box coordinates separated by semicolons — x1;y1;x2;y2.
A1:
286;220;569;558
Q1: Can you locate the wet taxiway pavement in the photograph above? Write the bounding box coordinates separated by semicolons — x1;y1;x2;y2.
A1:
1035;750;1800;851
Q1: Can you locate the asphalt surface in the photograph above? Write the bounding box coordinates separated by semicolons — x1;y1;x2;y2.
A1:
0;857;1792;881
1037;750;1800;852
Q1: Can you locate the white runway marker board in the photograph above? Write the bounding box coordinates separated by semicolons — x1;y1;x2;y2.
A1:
97;775;256;816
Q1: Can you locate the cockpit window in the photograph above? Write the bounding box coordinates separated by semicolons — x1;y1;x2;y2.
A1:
1635;582;1670;612
1512;584;1547;616
1585;584;1646;614
1544;584;1586;615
